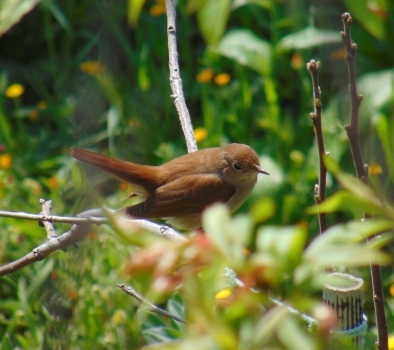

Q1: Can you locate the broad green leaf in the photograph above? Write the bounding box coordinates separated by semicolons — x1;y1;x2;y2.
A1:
276;26;341;53
277;315;314;350
344;0;386;39
250;197;275;223
197;0;231;46
215;29;271;75
0;0;41;37
202;204;253;264
128;0;146;26
375;112;394;182
306;190;385;217
305;220;394;256
256;225;306;264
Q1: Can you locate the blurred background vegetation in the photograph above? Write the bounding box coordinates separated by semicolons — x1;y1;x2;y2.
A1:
0;0;393;348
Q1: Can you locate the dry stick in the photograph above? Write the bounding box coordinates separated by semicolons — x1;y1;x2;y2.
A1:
0;208;185;277
116;284;185;323
306;60;328;233
39;199;57;239
165;0;198;153
341;12;388;350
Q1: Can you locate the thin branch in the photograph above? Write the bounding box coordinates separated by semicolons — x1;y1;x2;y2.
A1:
39;199;57;239
116;283;185;323
165;0;198;153
0;207;185;277
306;59;327;233
341;12;388;350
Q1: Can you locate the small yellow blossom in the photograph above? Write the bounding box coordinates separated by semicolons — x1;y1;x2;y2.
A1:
5;84;24;98
0;154;12;169
389;284;394;297
112;309;127;326
196;69;214;83
150;3;166;16
215;288;232;300
37;101;47;109
368;164;383;175
389;335;394;350
48;176;58;189
194;127;208;142
291;53;303;69
214;73;231;86
80;61;104;76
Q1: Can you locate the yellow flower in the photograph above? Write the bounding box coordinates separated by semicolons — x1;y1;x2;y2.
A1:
389;284;394;297
389;335;394;350
150;3;166;16
196;69;214;83
194;127;208;142
80;61;104;76
214;73;231;86
368;164;383;175
0;154;12;169
5;84;24;98
215;288;232;300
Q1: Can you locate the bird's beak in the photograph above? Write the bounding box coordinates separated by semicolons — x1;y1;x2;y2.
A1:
256;165;270;175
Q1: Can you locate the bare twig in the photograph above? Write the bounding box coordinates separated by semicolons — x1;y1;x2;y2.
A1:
165;0;197;153
116;283;185;323
307;59;328;233
0;207;185;277
39;199;57;239
341;12;388;350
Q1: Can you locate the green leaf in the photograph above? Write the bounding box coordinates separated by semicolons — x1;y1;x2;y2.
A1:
197;0;231;46
202;204;253;264
128;0;146;27
26;259;54;299
256;225;306;263
250;197;275;223
294;220;392;283
0;0;42;37
344;0;386;39
276;26;341;53
306;190;385;216
41;0;72;36
214;29;272;75
277;315;315;350
375;113;394;182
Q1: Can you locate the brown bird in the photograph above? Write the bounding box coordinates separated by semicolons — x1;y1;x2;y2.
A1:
71;144;269;229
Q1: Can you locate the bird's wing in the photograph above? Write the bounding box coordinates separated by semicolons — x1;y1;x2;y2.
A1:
121;174;235;218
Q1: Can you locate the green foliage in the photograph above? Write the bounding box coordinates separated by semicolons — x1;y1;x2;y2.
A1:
0;0;394;348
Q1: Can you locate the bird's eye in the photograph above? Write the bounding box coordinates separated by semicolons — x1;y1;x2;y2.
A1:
232;163;242;171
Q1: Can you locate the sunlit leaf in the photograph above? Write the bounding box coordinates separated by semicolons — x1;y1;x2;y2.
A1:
344;0;386;39
214;29;272;75
256;225;306;264
197;0;231;46
0;0;41;37
128;0;146;26
375;113;394;182
277;315;314;350
276;26;341;53
250;197;275;223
